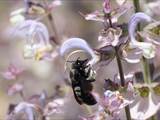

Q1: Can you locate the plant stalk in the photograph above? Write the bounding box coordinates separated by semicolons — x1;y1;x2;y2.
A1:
141;57;151;84
43;0;60;45
47;13;60;45
105;11;131;120
115;47;131;120
133;0;141;30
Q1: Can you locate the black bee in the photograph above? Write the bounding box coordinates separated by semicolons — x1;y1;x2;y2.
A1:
69;58;97;105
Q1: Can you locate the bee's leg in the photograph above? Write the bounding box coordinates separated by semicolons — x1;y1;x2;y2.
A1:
86;69;96;82
85;67;91;78
70;71;74;80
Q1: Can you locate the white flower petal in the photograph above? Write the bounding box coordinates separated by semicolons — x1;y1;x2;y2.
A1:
60;38;98;65
10;8;25;16
146;1;160;16
84;11;104;22
138;31;160;47
52;0;62;6
19;20;50;45
14;102;35;120
15;20;53;60
111;1;133;23
130;41;156;59
128;12;156;58
10;14;25;25
124;57;140;63
116;0;126;5
43;98;64;116
130;94;159;120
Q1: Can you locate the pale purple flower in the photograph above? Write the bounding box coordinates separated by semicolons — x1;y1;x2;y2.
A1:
103;0;111;14
16;20;53;60
83;11;104;22
142;0;160;16
43;98;64;116
2;64;24;80
10;0;62;25
60;38;99;66
96;33;141;65
12;102;36;120
130;83;160;119
128;12;156;59
101;90;131;118
98;27;122;47
82;1;132;24
7;83;24;96
28;91;47;108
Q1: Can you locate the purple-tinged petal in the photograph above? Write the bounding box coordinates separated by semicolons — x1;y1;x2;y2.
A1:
60;38;99;65
128;12;152;42
128;12;156;58
7;83;24;96
14;102;35;120
103;0;111;14
130;94;159;120
102;90;131;118
111;1;133;23
9;64;24;75
98;28;122;47
2;71;15;80
43;98;64;116
15;20;53;60
1;64;23;80
82;11;104;22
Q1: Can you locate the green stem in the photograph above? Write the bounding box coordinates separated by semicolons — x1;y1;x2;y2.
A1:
133;0;141;13
133;0;154;119
43;0;60;45
133;0;151;84
141;57;151;84
148;115;156;120
115;47;131;120
133;0;141;33
47;13;60;45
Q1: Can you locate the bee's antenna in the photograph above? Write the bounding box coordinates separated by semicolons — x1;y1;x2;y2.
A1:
66;60;75;63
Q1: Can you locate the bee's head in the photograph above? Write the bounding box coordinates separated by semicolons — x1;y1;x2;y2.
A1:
72;58;89;70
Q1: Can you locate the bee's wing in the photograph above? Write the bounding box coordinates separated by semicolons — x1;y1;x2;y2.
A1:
82;93;97;105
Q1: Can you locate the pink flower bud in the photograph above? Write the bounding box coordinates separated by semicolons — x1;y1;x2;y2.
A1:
103;0;111;14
